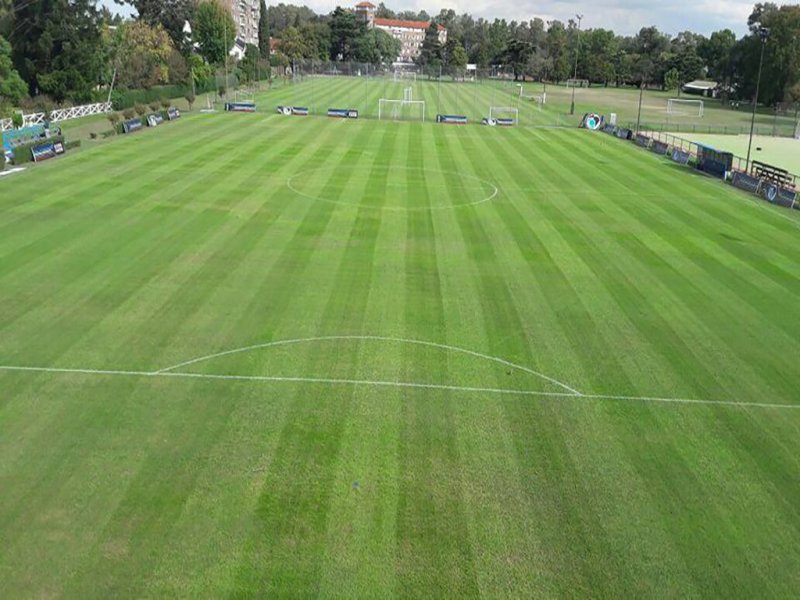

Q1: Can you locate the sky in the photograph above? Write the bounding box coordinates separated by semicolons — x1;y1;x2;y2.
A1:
101;0;758;37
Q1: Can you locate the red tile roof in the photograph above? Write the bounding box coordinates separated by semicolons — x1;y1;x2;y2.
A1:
373;18;445;31
355;1;376;7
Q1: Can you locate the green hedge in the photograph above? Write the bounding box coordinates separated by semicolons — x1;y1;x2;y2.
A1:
64;140;81;151
110;78;216;110
11;135;65;165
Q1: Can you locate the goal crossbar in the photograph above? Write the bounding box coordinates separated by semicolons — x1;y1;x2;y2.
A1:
489;106;519;123
667;98;704;117
378;99;426;122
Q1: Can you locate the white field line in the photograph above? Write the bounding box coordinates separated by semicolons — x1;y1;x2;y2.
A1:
0;167;26;179
0;364;798;410
154;335;582;395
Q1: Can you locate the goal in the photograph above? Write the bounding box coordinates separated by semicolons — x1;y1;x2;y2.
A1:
489;106;519;125
378;99;426;122
566;78;589;88
393;71;417;82
403;87;413;102
518;85;545;109
667;98;704;117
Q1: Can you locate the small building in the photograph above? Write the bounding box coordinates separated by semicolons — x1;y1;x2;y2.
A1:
355;2;447;65
682;80;719;98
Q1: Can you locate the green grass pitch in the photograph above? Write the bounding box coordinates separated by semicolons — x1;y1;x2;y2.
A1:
1;110;800;597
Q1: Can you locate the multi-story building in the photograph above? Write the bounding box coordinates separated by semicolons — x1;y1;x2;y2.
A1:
220;0;260;47
355;2;447;65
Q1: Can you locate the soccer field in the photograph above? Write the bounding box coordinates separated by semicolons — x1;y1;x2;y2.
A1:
2;113;800;597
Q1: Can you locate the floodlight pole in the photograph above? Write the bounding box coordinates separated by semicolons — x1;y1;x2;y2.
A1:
636;81;644;134
746;27;769;173
569;14;583;115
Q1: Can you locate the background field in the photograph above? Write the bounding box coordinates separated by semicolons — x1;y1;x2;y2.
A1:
661;132;800;175
1;113;800;597
239;74;799;135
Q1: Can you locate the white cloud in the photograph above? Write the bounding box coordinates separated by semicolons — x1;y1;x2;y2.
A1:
100;0;757;36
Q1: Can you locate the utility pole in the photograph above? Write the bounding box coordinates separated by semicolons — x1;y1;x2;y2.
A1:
569;14;583;115
746;27;770;173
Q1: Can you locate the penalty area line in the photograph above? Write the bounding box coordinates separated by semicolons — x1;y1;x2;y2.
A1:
0;364;798;410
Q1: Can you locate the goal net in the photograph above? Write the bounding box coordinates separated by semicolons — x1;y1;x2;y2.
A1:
393;71;417;82
489;106;519;125
566;78;589;88
378;99;426;122
667;98;704;117
518;85;545;109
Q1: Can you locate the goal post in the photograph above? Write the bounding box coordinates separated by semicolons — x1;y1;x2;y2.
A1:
667;98;704;117
489;106;519;125
393;71;417;82
517;85;545;109
566;78;589;88
378;99;426;122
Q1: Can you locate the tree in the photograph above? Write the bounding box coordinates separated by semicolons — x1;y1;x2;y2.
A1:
503;38;534;81
328;6;363;61
375;3;394;19
265;3;318;38
278;26;311;62
239;43;261;83
193;0;236;65
417;22;443;74
664;67;680;91
698;29;736;84
258;0;270;60
0;34;26;105
10;0;105;102
546;21;571;82
113;21;175;90
449;41;469;78
732;4;800;105
299;22;332;60
353;28;400;67
128;0;195;55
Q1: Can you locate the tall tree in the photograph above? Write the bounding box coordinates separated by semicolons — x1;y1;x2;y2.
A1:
258;0;270;59
503;38;534;81
375;3;394;19
276;25;310;62
328;6;363;61
417;22;443;74
113;21;175;89
698;29;736;83
193;0;236;65
128;0;195;55
353;28;400;67
10;0;104;102
0;33;26;105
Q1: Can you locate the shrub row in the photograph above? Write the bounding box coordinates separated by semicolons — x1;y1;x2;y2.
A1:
11;135;65;165
110;78;215;110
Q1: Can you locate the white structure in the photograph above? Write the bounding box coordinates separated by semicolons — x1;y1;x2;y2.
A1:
378;98;426;121
355;2;447;64
221;0;260;46
518;85;545;108
489;106;519;124
667;98;704;117
0;102;113;132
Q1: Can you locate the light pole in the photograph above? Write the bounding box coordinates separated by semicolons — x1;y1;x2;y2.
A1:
636;80;645;133
569;14;584;115
635;45;648;134
746;26;769;173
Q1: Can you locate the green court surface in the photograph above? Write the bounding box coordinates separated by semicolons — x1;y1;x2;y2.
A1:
665;132;800;175
1;113;799;597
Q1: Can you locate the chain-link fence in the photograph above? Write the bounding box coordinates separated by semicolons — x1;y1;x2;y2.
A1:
213;59;800;137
